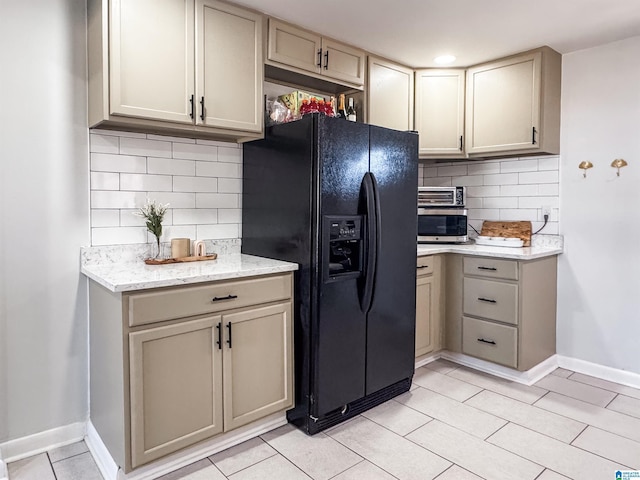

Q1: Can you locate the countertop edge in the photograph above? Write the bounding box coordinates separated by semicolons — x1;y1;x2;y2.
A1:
416;245;563;260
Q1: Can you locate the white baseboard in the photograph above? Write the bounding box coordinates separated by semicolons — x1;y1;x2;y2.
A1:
85;421;119;480
89;412;288;480
438;351;558;386
557;355;640;389
0;446;7;480
0;421;86;464
414;352;441;369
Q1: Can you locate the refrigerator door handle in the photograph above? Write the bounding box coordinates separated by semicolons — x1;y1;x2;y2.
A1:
360;172;378;313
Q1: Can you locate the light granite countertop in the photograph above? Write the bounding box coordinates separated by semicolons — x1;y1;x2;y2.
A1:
417;239;563;260
81;253;298;293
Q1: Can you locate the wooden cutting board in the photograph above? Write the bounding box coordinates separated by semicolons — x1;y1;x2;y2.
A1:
480;221;532;246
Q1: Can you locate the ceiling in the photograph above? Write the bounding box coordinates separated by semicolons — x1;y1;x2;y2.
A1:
234;0;640;67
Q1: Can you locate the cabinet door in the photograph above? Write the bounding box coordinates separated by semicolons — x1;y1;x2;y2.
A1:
368;57;414;131
196;0;263;132
466;52;541;154
321;39;366;86
267;19;321;74
415;69;465;157
129;316;223;468
415;275;435;357
110;0;195;123
222;302;293;431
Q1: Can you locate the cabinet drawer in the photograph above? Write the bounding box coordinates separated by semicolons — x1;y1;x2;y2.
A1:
417;256;434;275
128;274;292;327
462;316;517;368
464;277;518;325
464;257;518;280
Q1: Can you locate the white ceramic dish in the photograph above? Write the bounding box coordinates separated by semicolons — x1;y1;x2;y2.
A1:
474;236;524;248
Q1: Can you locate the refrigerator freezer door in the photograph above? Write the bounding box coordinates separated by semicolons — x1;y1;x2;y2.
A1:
312;117;370;417
366;126;419;395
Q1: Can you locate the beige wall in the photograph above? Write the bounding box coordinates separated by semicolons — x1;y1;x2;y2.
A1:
0;0;90;442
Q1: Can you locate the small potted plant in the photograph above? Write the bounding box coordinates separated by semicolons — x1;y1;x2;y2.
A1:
135;199;169;259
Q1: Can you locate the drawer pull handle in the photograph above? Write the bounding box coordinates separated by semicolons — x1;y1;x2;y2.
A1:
216;322;222;350
226;322;232;348
478;297;497;304
477;338;496;345
212;294;238;302
478;266;497;271
417;265;429;269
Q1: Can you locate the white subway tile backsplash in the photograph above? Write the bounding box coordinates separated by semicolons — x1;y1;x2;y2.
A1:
500;184;539;197
424;167;439;178
91;153;146;173
538;156;560;170
466;186;500;197
173;209;218;225
120;209;149;227
147;192;196;209
156;225;197;242
92;227;147;246
120;173;173;192
148;157;195;176
484;173;519;186
539;183;559;196
218;178;242;193
425;177;453;187
466;198;483;209
483;197;519;209
92;191;147;209
500;159;539;173
196;193;239;209
218;208;241;224
173;176;218;193
198;139;241;148
219;146;243;163
452;175;484;187
518;196;559;209
91;172;120;190
197;224;239;240
173;142;218;161
120;136;172;158
196;161;241;178
438;165;468;177
90;133;119;154
468;208;499;220
91;210;120;227
468;162;500;175
499;209;538;221
519;170;559;184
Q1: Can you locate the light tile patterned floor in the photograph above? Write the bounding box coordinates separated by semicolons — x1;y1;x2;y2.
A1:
8;362;640;480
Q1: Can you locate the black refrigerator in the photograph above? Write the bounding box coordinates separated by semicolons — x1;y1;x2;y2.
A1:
242;113;418;434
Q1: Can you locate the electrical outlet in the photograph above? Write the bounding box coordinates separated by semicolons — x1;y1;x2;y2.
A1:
542;205;552;218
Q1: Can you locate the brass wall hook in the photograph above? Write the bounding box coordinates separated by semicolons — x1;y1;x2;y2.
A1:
578;161;593;178
611;158;628;176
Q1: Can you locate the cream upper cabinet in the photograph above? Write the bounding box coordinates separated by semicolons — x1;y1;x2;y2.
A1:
266;18;365;87
415;69;465;158
109;0;195;123
88;0;263;140
267;19;321;73
196;0;263;132
367;57;414;131
465;47;561;157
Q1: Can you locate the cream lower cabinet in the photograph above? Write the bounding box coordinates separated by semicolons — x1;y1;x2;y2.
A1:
89;273;293;473
88;0;263;139
465;46;561;157
415;255;442;358
456;256;557;371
